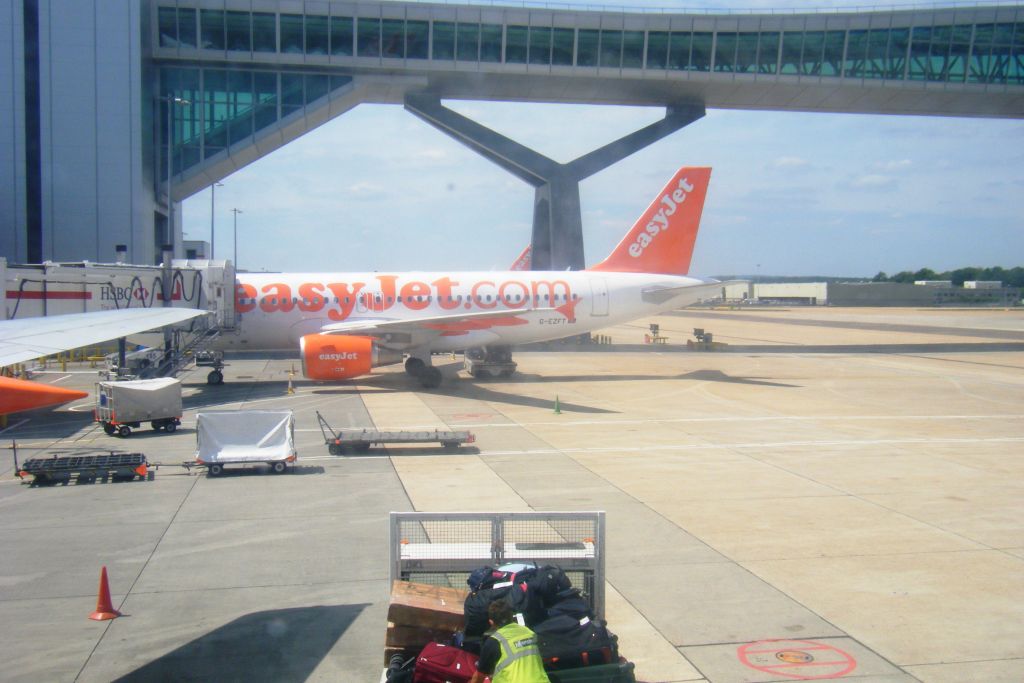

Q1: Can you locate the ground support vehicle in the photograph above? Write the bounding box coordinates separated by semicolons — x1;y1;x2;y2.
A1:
95;377;183;437
18;451;152;485
193;410;296;476
317;412;474;454
464;346;517;378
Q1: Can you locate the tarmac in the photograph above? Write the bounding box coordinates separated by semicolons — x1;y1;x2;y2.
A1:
0;306;1021;683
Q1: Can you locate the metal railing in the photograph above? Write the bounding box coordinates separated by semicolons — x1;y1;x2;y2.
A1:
390;511;607;619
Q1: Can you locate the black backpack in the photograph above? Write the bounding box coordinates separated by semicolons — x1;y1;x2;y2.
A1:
535;615;619;670
545;588;593;622
529;565;573;607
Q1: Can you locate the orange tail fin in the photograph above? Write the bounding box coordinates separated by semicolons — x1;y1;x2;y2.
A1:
510;245;532;271
589;167;711;275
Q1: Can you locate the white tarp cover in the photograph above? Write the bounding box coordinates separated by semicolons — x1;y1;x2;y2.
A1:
195;410;296;463
97;377;182;421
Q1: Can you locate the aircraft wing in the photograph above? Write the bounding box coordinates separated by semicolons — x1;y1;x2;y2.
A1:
318;307;558;347
0;308;209;367
640;278;737;305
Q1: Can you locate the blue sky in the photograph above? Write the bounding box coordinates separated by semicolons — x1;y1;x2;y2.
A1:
181;2;1024;278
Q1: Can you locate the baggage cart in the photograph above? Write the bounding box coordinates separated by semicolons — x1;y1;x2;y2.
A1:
19;451;152;485
95;377;182;437
317;411;474;454
193;410;296;476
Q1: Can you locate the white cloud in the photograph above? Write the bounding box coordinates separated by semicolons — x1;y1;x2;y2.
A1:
851;174;892;188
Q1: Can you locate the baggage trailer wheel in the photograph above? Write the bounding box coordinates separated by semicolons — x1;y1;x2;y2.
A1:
103;423;116;435
165;420;177;433
207;370;224;385
270;461;287;474
151;420;162;431
209;463;224;476
118;425;131;437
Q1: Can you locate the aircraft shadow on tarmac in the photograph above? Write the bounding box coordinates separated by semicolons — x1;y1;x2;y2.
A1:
112;603;368;682
333;445;482;458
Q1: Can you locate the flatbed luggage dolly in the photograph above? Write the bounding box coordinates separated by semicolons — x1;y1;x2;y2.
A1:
316;411;475;454
18;450;153;484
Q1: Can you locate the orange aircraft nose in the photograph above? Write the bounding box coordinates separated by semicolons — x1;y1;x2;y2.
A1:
0;376;90;415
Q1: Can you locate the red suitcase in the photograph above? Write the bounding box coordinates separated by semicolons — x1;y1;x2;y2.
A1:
413;642;480;683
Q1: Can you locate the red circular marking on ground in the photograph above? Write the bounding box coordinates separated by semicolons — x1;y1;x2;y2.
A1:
737;639;857;680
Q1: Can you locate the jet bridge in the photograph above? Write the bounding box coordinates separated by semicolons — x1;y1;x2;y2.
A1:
2;258;236;381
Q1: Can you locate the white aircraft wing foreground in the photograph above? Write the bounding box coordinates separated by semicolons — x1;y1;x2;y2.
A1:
0;308;208;367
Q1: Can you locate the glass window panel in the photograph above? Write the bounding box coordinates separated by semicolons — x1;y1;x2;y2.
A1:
227;70;252;105
329;75;352;91
780;31;801;74
159;7;177;48
866;29;888;79
229;112;252;146
802;31;824;74
577;29;599;67
225;11;250;52
407;20;429;60
931;44;950;81
622;30;644;68
280;14;303;54
822;30;844;76
382;19;404;58
691;32;712;71
647;31;669;69
948;41;968;82
530;26;551;65
912;26;932;42
254;71;277;102
253;12;276;52
952;25;972;43
331;16;353;56
305;74;328;103
969;37;991;83
552;27;573;65
888;28;908;79
201;10;225;50
480;24;502;62
846;29;867;77
600;30;622;68
932;25;952;43
757;31;779;73
993;23;1014;44
358;18;381;57
433;21;455;60
306;15;329;55
178;8;196;49
974;24;993;46
506;25;528;63
714;32;737;72
909;36;929;80
735;33;758;73
458;23;480;61
989;42;1010;82
281;73;303;108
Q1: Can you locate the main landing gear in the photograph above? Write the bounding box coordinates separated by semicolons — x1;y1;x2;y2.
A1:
405;356;442;389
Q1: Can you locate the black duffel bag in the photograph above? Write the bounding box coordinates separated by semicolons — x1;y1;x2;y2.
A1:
535;614;619;670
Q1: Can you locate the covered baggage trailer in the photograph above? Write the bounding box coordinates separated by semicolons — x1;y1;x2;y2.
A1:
95;377;182;437
194;410;296;476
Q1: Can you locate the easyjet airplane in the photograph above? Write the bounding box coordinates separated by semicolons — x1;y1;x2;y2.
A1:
221;167;718;388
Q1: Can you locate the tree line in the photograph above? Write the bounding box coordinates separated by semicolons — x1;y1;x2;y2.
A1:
871;267;1024;288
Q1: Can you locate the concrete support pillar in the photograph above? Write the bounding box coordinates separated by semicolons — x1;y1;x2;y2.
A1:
404;94;704;270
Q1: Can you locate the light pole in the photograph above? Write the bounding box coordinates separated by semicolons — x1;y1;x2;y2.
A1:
161;95;190;258
232;208;243;269
210;181;223;259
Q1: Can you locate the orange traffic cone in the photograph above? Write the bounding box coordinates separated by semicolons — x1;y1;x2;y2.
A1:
89;566;121;621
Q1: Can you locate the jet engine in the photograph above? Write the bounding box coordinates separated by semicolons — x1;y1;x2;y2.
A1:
299;334;403;381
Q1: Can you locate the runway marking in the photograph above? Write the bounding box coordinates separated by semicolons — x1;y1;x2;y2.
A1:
738;639;856;680
447;414;1024;429
473;436;1024;457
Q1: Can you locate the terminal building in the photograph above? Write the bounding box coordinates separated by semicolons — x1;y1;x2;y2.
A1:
2;0;1023;270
